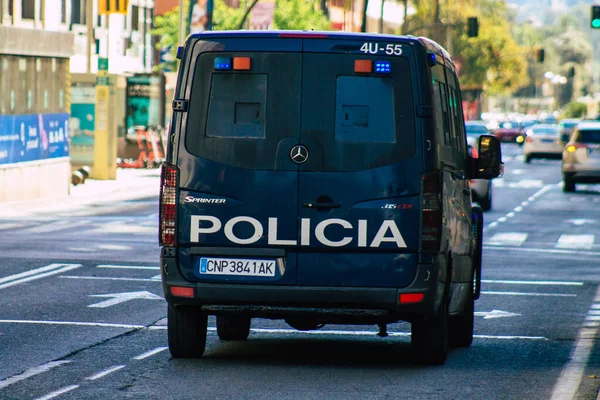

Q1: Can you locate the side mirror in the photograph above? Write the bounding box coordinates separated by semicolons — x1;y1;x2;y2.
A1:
474;134;503;179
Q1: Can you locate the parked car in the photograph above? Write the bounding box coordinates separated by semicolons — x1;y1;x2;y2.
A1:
493;120;523;143
558;118;581;145
467;136;492;211
562;121;600;192
523;124;563;163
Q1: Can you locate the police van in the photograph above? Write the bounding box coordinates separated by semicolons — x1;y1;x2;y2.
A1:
159;30;502;365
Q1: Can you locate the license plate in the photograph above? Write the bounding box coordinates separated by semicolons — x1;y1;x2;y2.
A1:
199;257;276;277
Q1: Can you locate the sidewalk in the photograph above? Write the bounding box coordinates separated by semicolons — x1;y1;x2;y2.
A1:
0;168;161;218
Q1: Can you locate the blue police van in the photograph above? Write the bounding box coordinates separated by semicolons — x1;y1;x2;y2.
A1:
159;30;503;365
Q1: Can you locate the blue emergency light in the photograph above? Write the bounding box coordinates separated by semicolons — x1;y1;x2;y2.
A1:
374;61;391;73
214;57;232;70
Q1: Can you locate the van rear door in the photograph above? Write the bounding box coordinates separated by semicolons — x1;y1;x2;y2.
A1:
296;40;422;288
177;38;303;285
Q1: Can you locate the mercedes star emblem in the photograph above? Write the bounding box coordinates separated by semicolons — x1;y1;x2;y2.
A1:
290;145;309;164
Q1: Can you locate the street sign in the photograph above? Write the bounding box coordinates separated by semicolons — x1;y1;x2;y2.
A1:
98;58;109;71
95;75;110;86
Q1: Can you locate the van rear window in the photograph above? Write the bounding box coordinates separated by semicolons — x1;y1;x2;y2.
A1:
335;76;395;143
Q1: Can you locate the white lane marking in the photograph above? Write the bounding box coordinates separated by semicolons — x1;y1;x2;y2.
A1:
584;322;599;327
147;325;547;340
0;361;71;390
482;291;577;297
551;286;600;400
88;291;163;308
0;223;30;230
0;264;82;290
483;246;600;257
514;206;524;212
28;220;89;234
511;169;526;175
568;219;596;226
556;234;595;250
585;316;600;321
506;212;516;218
34;385;80;400
0;264;73;284
488;222;499;228
133;347;169;360
97;265;160;270
0;319;145;329
482;280;584;286
485;184;557;230
60;276;159;282
486;233;528;246
498;217;507;222
97;244;132;251
591;304;600;309
588;310;600;315
474;310;521;319
85;365;125;381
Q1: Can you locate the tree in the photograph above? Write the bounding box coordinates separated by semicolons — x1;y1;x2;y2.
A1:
152;6;183;72
273;0;331;30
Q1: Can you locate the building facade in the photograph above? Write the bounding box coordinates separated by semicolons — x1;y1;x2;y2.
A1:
0;0;75;202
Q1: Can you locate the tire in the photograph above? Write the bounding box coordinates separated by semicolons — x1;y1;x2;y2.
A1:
217;315;251;341
448;281;474;347
168;304;208;358
524;154;532;163
563;177;575;193
478;184;492;211
411;292;449;365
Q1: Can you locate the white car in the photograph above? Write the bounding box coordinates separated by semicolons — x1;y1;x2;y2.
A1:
523;124;563;163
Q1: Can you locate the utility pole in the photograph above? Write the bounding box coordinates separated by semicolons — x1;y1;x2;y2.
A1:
86;0;93;73
179;0;186;45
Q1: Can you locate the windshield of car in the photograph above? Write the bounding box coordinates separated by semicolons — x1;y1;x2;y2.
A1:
530;125;560;136
465;124;488;136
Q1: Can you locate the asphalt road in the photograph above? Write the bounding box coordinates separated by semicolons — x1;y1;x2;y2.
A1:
0;144;599;400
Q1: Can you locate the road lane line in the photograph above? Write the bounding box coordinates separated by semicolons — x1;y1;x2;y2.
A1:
0;320;145;329
28;220;89;234
551;286;600;400
486;233;528;246
97;265;160;270
0;264;77;284
0;264;82;290
482;291;577;297
0;361;71;390
482;280;584;286
556;234;595;250
60;276;158;282
34;385;79;400
133;347;169;360
85;365;125;381
483;246;600;257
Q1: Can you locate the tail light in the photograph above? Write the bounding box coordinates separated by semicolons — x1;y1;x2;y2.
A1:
420;171;442;253
159;163;179;246
471;145;479;158
566;143;588;153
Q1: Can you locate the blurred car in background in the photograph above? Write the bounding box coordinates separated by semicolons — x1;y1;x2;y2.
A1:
559;118;581;144
465;120;490;139
523;124;563;163
562;121;600;192
493;120;523;143
467;136;492;211
516;119;539;145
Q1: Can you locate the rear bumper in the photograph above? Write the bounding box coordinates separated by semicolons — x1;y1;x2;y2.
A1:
160;251;443;323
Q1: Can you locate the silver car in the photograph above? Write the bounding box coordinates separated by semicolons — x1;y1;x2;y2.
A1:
523;124;563;163
562;121;600;192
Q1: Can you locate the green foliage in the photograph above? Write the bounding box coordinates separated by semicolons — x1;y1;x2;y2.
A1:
151;7;182;72
273;0;331;30
212;0;245;30
562;102;587;118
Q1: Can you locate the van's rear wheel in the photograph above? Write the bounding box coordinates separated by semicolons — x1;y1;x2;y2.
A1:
411;295;449;365
168;304;208;358
217;316;251;341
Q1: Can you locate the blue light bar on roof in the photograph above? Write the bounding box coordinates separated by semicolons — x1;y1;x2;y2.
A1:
374;61;391;73
214;57;232;70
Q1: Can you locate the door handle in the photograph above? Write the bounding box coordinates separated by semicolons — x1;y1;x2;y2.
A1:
303;202;341;209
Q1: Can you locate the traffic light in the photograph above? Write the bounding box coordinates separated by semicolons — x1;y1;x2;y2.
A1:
535;48;545;63
99;0;129;15
592;5;600;29
467;17;479;38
